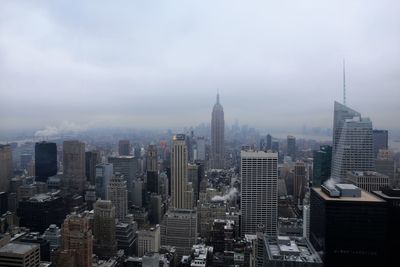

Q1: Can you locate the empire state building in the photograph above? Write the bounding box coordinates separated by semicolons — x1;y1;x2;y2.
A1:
211;93;225;169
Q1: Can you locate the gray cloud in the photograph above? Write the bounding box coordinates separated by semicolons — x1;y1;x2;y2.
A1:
0;0;399;132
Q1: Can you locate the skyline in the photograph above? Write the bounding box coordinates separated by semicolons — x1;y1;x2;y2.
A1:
1;0;399;132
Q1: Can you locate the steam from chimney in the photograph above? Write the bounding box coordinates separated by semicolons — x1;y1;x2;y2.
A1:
211;188;238;202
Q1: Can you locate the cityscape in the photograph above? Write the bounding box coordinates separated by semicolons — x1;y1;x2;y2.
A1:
1;1;400;267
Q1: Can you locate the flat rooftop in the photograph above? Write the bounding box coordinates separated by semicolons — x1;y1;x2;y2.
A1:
241;150;278;158
0;242;38;254
314;187;384;203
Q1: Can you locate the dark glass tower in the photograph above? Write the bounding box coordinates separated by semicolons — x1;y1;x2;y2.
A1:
35;142;57;182
312;145;332;186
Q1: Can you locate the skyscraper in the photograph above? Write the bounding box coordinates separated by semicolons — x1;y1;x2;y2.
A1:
107;175;128;220
287;135;296;161
108;156;137;202
146;144;159;194
266;134;272;150
0;144;12;192
171;134;190;209
85;150;100;185
211;93;225;169
241;150;278;236
93;199;117;258
118;140;131;156
59;212;93;267
331;102;374;180
372;129;388;157
63;140;86;195
35;142;57;182
293;161;306;205
95;163;113;200
312;145;332;186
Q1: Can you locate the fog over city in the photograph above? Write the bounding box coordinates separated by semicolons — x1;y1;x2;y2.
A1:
1;0;399;133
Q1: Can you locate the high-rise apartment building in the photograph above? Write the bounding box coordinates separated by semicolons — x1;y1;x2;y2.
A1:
85;150;100;185
107;175;128;220
118;140;131;156
95;163;113;200
171;134;189;209
331;102;374;180
63;140;86;195
59;212;93;267
312;145;332;186
0;144;13;192
35;142;57;182
241;150;278;236
287;135;296;161
373;129;388;157
93;199;117;258
211;93;225;169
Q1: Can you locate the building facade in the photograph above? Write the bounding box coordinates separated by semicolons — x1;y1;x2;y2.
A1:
93;200;117;258
0;144;13;192
63;140;86;195
211;93;225;169
35;142;57;182
107;175;128;220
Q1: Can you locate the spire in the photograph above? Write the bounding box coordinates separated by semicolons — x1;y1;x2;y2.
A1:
343;59;346;106
216;89;220;104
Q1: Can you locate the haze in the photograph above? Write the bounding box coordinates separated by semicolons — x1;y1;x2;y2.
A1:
1;0;399;133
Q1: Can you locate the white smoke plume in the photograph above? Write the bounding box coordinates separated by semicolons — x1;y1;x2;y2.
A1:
34;121;87;137
211;188;238;202
323;177;337;189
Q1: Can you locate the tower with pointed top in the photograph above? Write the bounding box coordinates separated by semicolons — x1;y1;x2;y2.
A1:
211;93;225;169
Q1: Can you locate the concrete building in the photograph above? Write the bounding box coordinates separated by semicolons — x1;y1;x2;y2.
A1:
85;150;100;185
118;140;131;156
347;171;390;192
35;142;57;182
241;150;278;236
373;129;388;157
293;161;306;205
287;136;296;161
161;209;197;258
197;201;227;239
108;156;137;203
107;175;128;220
257;235;322;267
93;200;117;258
115;221;136;256
95;163;113;200
310;184;386;267
60;212;93;267
375;149;396;185
211;93;225;169
63;140;86;195
137;225;161;257
171;134;190;209
0;144;13;192
42;224;61;250
331;102;374;180
0;242;40;267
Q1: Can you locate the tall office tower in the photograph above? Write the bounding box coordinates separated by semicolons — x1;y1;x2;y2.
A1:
137;225;161;257
346;171;390;192
63;140;86;195
241;150;278;236
0;144;13;192
211;93;225;169
372;188;400;266
0;242;40;267
108;156;137;202
85;150;100;185
161;209;197;258
312;145;332;186
93;199;117;258
272;140;279;153
188;163;199;205
118;140;131;156
287;135;296;161
95;163;113;200
146;144;159;194
331;107;374;179
107;175;128;220
60;213;93;267
310;184;386;267
266;134;272;150
373;129;388;157
171;134;189;209
375;149;396;185
35;142;57;182
293;161;306;205
196;137;206;161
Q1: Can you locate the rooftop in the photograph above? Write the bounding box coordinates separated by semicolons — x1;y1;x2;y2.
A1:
314;186;384;202
241;150;278;158
0;242;38;254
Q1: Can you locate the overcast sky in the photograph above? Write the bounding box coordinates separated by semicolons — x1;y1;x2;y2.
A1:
1;0;399;134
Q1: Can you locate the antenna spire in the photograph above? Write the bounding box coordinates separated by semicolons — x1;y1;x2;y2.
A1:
343;59;346;106
217;88;220;104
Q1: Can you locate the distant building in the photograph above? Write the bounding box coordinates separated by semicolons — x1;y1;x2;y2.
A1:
107;175;128;221
373;130;388;157
0;144;13;192
42;224;61;250
85;150;100;185
266;134;272;150
118;140;131;156
312;145;332;187
293;161;306;205
137;225;161;257
257;235;322;267
93;200;117;258
63;140;86;195
0;242;40;267
211;93;225;169
375;149;396;185
287;136;296;161
95;163;113;200
146;144;159;194
196;137;206;161
35;142;57;182
115;222;136;256
108;156;137;203
310;184;386;267
241;150;278;236
346;171;390;192
161;209;197;258
20;153;32;171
